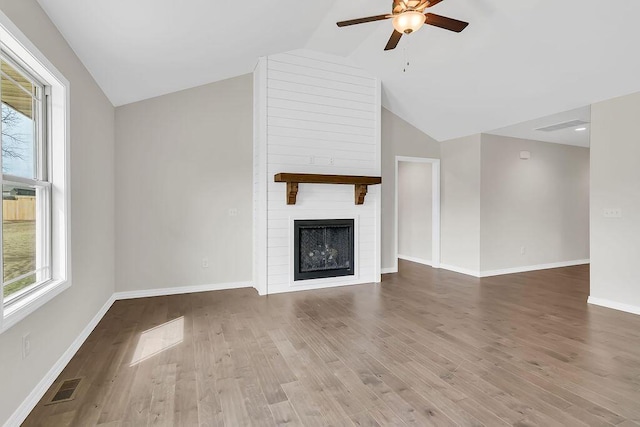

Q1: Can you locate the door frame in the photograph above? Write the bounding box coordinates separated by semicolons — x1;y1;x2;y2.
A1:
394;156;441;272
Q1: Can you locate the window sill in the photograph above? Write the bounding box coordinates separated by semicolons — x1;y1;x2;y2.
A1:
1;279;70;334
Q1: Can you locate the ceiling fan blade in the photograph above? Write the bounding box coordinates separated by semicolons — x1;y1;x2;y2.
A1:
337;14;390;27
424;13;469;32
384;30;403;51
425;0;445;7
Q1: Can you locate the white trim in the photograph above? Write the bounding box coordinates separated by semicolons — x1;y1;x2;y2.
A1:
398;254;432;267
0;10;71;334
480;259;590;277
393;157;399;274
267;278;374;295
253;56;268;297
3;294;116;427
439;259;591;278
440;264;482;278
587;296;640;316
431;161;441;269
1;280;70;333
394;156;441;274
0;11;68;88
113;281;253;300
374;78;382;283
381;267;398;274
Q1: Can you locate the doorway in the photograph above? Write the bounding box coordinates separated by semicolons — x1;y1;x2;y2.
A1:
395;156;441;272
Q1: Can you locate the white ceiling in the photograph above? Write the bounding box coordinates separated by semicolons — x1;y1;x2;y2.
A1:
487;106;591;148
35;0;338;106
37;0;640;141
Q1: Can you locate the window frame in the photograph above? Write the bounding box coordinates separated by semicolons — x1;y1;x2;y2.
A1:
1;54;52;305
0;10;70;334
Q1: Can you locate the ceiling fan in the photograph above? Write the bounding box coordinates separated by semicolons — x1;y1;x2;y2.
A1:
336;0;469;51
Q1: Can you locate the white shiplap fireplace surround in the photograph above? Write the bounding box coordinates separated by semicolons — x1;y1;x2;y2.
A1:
253;49;382;295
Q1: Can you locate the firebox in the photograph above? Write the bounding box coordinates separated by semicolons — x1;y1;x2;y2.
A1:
294;219;355;281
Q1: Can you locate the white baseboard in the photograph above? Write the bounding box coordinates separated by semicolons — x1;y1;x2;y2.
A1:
440;264;481;277
4;294;116;427
113;281;253;300
439;259;590;279
480;259;590;278
587;296;640;316
381;267;398;274
397;254;432;266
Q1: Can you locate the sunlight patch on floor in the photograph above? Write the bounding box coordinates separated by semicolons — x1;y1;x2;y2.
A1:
130;316;184;366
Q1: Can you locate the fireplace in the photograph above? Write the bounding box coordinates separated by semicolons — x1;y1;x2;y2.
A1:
294;219;355;281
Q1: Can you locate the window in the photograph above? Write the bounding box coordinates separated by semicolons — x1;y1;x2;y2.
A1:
1;55;51;305
0;12;70;333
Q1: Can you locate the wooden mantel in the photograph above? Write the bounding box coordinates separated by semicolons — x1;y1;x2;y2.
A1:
274;173;382;205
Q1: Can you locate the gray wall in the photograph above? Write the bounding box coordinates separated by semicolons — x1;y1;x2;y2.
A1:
590;91;640;310
480;134;590;271
441;134;482;272
115;75;253;292
381;108;440;271
0;1;115;424
441;133;589;275
398;162;432;262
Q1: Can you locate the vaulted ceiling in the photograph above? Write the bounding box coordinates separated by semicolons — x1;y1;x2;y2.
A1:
37;0;640;141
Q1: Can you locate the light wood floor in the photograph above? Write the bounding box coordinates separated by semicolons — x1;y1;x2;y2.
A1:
24;261;640;426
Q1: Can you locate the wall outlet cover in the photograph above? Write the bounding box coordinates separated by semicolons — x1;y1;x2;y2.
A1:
22;333;31;359
603;208;622;218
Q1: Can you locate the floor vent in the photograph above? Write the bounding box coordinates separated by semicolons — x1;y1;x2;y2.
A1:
46;378;82;405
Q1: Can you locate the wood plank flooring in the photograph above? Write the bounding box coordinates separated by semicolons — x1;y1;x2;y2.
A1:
23;261;640;426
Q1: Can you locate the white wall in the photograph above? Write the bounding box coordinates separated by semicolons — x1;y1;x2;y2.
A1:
381;108;439;271
254;50;381;294
0;1;115;425
398;162;432;263
115;75;253;292
441;134;482;273
590;91;640;313
480;134;590;272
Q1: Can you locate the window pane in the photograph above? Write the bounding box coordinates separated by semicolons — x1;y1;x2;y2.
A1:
1;59;37;179
3;183;37;298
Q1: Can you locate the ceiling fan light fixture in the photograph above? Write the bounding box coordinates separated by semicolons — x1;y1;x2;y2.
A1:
392;11;426;34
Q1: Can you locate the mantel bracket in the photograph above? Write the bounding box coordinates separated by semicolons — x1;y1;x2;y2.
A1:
354;184;368;205
286;182;299;205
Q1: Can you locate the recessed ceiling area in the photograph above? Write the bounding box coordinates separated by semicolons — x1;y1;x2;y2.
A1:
36;0;640;141
486;106;591;148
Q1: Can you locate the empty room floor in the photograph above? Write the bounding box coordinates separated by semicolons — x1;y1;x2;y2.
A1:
24;261;640;426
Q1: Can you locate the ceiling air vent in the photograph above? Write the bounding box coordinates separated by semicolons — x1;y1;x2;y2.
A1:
46;378;82;405
535;120;589;132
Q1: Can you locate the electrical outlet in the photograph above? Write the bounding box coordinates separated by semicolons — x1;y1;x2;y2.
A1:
520;246;526;255
202;257;209;268
604;208;622;218
228;208;238;217
22;333;31;359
